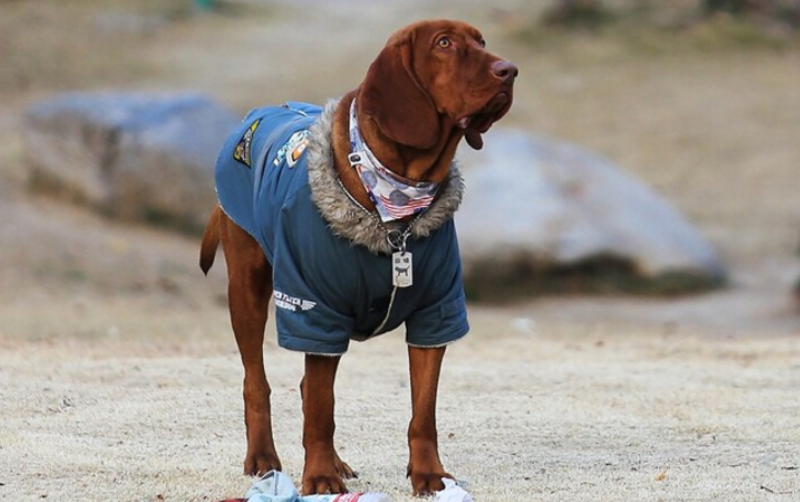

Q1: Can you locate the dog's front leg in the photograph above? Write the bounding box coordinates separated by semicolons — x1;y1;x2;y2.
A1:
301;354;347;494
407;346;453;495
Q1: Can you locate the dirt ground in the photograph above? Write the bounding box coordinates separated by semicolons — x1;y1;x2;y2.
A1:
0;1;799;501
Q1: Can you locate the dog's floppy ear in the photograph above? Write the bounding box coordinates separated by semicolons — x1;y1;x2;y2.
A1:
359;34;441;150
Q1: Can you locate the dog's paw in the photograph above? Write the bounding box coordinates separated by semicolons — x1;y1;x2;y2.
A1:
408;470;452;496
301;471;348;495
244;451;282;477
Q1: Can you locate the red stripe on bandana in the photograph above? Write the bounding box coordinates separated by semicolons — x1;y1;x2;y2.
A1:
379;194;435;219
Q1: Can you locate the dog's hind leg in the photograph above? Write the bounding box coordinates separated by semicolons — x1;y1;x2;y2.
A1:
219;212;281;476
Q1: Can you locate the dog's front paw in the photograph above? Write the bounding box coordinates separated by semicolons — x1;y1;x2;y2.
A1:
301;469;348;495
244;451;282;477
408;468;453;496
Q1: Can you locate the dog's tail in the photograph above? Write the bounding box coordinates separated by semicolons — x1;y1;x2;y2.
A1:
199;206;221;275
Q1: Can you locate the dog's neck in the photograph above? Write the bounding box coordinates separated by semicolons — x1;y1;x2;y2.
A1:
306;99;464;255
332;91;464;213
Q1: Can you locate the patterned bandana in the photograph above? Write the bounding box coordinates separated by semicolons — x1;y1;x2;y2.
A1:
348;100;439;222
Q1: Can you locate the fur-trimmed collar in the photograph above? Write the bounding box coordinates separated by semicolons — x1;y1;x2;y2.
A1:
306;99;464;255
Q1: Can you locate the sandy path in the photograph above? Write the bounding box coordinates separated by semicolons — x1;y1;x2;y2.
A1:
2;312;798;502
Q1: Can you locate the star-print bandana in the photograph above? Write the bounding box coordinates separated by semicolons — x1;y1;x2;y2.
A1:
348;100;439;222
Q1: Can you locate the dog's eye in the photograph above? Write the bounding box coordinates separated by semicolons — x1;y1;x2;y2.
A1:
437;37;451;49
479;38;486;48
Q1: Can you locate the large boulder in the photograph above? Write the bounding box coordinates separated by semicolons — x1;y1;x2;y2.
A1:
794;238;800;310
794;276;800;310
455;129;726;298
24;92;239;232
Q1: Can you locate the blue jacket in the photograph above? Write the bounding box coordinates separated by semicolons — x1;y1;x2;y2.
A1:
215;102;468;355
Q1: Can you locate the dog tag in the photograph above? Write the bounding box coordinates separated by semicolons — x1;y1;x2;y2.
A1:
392;251;413;288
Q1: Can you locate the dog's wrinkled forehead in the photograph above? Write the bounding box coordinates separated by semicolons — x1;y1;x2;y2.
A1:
386;19;483;47
360;19;512;151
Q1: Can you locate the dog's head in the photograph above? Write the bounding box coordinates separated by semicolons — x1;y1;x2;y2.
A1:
359;19;517;151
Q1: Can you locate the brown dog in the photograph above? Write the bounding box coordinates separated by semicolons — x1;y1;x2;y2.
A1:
200;19;516;495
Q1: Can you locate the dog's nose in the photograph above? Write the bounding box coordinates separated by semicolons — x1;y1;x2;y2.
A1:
491;60;518;84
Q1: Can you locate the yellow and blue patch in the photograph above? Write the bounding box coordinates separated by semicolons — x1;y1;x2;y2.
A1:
233;119;261;167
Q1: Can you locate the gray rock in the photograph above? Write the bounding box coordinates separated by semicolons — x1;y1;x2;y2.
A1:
93;12;170;34
795;239;800;310
24;92;239;232
455;129;726;297
794;275;800;306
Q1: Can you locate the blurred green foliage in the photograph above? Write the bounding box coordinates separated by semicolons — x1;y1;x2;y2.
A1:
703;0;800;22
520;0;800;55
541;0;613;30
463;255;726;302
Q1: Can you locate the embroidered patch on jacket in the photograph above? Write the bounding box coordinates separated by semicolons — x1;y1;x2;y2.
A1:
233;119;261;167
273;290;316;312
274;129;311;168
